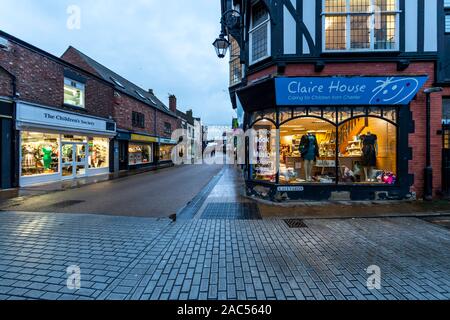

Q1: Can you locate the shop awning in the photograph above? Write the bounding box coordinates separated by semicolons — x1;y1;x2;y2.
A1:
236;77;276;112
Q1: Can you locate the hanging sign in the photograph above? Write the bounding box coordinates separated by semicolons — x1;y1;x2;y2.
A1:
275;76;428;106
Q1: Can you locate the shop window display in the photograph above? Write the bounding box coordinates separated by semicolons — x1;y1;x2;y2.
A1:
21;132;59;176
279;118;336;184
338;118;397;184
250;120;277;183
88;137;109;169
129;144;152;165
160;145;174;162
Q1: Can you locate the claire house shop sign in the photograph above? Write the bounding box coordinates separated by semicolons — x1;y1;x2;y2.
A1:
275;76;428;106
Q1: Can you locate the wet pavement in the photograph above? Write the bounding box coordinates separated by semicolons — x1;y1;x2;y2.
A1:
0;165;449;300
0;164;223;218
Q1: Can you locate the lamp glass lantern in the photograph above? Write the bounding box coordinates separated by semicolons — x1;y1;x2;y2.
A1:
213;33;230;59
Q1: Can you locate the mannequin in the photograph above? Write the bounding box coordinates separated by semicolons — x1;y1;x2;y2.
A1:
42;146;53;171
361;132;378;182
299;132;320;182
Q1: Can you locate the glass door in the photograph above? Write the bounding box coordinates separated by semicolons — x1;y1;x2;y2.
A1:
62;143;74;178
61;143;88;179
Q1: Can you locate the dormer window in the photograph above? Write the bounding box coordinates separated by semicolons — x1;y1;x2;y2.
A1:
249;1;271;65
110;77;125;88
135;90;146;100
64;77;85;108
323;0;399;52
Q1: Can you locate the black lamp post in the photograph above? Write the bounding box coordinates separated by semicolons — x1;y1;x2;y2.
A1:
212;33;230;59
423;87;443;201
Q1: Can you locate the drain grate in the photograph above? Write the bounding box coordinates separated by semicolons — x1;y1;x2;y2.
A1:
284;219;308;228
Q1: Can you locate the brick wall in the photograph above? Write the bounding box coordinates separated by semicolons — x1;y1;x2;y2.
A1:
248;62;442;198
0;40;114;119
0;68;13;97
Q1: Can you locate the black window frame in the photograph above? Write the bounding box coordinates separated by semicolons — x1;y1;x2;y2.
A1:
164;122;172;135
132;111;145;128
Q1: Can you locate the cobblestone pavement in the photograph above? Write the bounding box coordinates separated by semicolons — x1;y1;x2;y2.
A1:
0;211;449;300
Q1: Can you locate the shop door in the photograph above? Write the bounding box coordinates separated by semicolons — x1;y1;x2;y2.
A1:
62;143;87;179
442;125;450;196
119;141;128;171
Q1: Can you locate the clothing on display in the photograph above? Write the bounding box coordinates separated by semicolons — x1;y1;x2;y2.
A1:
361;133;378;167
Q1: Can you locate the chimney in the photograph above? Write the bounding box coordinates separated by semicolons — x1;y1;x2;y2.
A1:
148;89;154;95
186;109;193;120
169;94;177;113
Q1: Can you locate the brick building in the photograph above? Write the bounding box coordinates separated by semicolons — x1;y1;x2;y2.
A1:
217;0;449;201
61;47;180;171
0;30;179;189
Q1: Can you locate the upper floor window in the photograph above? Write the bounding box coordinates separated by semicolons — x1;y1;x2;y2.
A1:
64;78;85;108
445;0;450;33
229;37;243;86
164;122;172;135
249;1;270;64
132;111;145;128
323;0;399;52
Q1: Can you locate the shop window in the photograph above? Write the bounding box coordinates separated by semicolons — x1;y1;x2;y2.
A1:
88;137;109;169
250;120;277;183
443;98;450;124
160;145;174;162
338;117;397;184
128;144;152;165
279;118;336;184
132;112;145;128
249;1;270;64
64;78;85;108
324;0;399;51
21;132;59;177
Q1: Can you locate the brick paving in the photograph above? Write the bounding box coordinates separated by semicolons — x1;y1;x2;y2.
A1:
0;166;449;300
0;211;449;300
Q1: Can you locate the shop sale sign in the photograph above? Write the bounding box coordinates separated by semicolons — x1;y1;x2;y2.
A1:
275;76;428;106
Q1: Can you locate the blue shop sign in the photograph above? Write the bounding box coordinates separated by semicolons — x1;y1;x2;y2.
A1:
275;76;428;106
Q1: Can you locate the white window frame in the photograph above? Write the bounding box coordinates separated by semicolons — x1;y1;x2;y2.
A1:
64;77;85;108
322;0;400;52
249;2;271;65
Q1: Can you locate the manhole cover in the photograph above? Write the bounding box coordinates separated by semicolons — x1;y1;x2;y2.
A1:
284;219;308;228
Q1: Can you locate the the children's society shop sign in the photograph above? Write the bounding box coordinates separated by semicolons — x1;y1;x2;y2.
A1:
16;102;114;134
275;76;428;106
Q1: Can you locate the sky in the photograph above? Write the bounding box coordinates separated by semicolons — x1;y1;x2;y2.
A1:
0;0;234;126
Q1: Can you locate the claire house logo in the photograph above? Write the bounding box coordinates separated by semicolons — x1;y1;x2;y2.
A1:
366;265;381;290
67;5;81;30
67;265;81;290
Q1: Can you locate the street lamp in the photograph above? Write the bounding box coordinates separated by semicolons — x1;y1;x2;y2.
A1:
423;86;443;201
212;33;230;59
213;9;242;59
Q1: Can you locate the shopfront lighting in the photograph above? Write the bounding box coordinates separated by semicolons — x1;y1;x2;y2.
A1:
213;33;230;59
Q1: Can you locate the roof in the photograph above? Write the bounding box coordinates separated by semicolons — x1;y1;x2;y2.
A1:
176;110;195;126
64;46;177;117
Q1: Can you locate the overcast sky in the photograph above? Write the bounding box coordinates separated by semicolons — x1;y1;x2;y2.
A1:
0;0;234;125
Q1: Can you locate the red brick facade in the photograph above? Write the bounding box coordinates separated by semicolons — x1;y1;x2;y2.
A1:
248;62;442;198
0;35;180;139
0;40;114;119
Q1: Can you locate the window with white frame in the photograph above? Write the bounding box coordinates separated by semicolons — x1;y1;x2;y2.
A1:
64;78;85;108
249;1;270;64
323;0;399;51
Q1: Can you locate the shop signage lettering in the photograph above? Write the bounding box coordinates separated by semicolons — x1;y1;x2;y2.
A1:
277;186;304;192
44;113;95;127
276;76;428;106
16;103;115;134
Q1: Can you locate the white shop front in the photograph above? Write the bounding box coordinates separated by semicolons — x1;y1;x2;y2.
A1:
16;102;116;186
